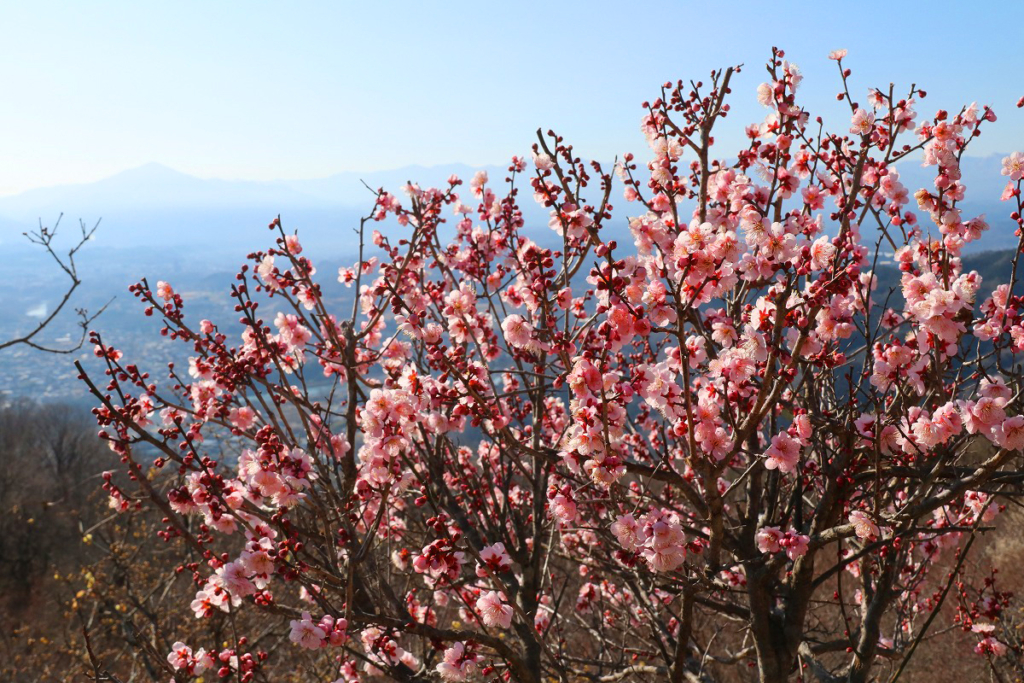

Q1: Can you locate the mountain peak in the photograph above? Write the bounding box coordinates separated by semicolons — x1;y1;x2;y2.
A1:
109;162;194;183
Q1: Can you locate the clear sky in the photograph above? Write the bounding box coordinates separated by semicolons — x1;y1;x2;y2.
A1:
2;0;1022;196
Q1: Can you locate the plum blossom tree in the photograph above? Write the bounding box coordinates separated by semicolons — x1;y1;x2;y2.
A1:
78;48;1024;683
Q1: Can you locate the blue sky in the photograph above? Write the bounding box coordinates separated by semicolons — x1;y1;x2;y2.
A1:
2;1;1021;195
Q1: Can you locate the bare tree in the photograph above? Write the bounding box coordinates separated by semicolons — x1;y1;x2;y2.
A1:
0;214;108;354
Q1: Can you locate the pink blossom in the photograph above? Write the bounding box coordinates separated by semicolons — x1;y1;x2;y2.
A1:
996;415;1024;450
756;526;783;554
476;591;514;628
156;280;175;301
974;636;1008;657
551;494;577;524
1002;181;1018;201
436;641;478;681
849;510;879;541
532;152;554;171
764;432;801;473
256;255;280;290
191;589;216;618
781;532;809;560
1001;152;1024;181
850;108;875;136
964;397;1006;434
228;405;257;430
611;513;641;550
167;642;193;671
469;170;488;197
793;414;813;442
289;612;327;649
476;542;512;576
640;516;687;572
215;561;255;598
502;314;535;350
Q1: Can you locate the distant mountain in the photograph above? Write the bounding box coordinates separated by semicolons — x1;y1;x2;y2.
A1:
0;154;1018;256
0;162;523;256
0;163;328;214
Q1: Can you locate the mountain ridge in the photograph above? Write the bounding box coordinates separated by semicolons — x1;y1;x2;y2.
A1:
0;154;1019;253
